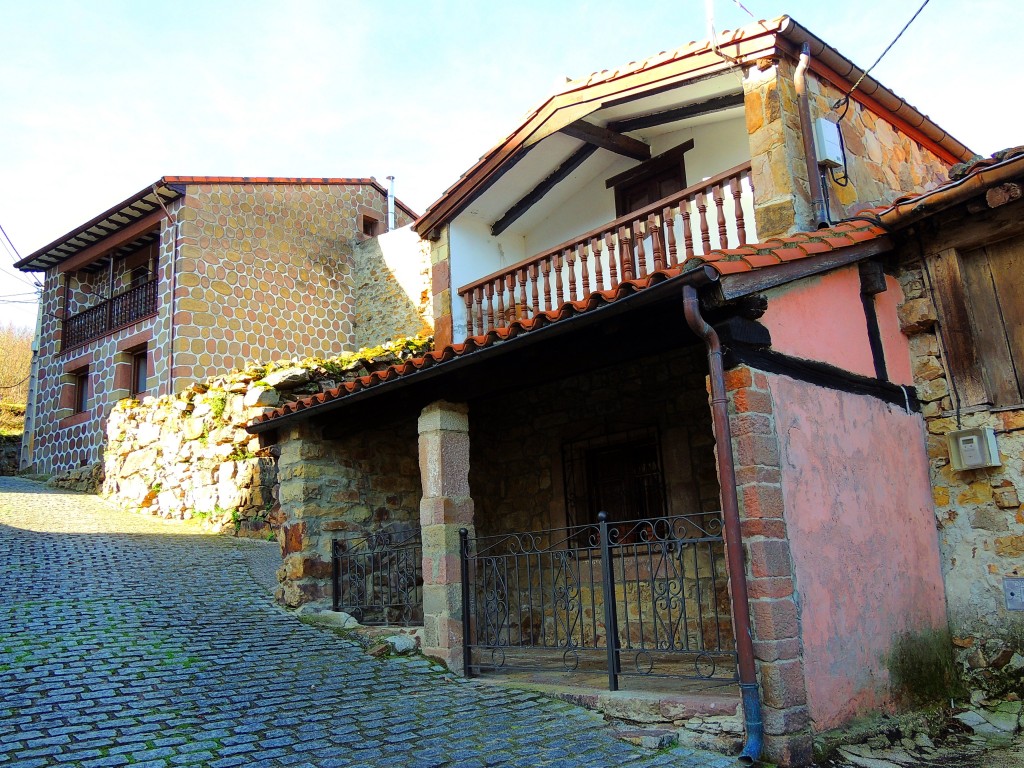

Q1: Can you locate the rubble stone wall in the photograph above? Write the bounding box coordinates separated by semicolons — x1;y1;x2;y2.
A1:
103;381;279;537
744;60;952;239
897;261;1024;698
275;416;422;607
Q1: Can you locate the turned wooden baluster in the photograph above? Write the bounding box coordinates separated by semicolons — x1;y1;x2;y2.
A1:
541;258;552;311
566;247;577;301
464;291;474;338
664;206;678;267
485;283;495;332
505;274;517;324
634;220;647;278
682;202;694;260
579;243;591;295
591;237;604;291
495;277;507;328
517;268;528;320
649;213;665;271
530;263;540;316
620;227;635;281
605;231;618;286
731;176;746;245
697;191;711;253
555;251;565;305
714;184;728;247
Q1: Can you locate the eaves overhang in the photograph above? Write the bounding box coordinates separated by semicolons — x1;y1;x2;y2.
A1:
16;181;183;273
413;15;973;239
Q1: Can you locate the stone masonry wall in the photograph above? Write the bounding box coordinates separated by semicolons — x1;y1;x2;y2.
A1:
275;417;422;607
28;182;426;478
723;365;813;768
103;336;430;542
744;59;952;239
172;182;387;379
897;261;1024;698
103;383;278;537
27;200;180;476
470;344;720;538
352;227;433;349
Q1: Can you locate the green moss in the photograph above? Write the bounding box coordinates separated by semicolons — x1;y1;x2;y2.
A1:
887;628;964;705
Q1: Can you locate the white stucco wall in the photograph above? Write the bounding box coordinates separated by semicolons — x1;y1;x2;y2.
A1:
524;115;750;256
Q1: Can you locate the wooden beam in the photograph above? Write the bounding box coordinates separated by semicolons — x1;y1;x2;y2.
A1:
57;211;165;274
608;92;745;133
490;145;598;236
558;120;650;161
605;139;694;190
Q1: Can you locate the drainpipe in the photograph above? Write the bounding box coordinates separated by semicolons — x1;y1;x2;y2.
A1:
682;278;763;764
795;42;828;229
386;176;396;232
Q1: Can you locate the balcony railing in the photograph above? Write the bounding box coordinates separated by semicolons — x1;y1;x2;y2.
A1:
457;161;753;339
63;279;158;351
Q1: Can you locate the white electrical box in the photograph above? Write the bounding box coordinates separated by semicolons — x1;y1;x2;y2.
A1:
947;427;1001;471
813;118;843;169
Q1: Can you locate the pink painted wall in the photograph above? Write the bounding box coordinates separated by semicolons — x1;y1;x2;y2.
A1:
875;274;914;386
760;266;913;385
769;374;946;731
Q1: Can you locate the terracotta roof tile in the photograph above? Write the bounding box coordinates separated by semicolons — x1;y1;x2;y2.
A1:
769;247;807;262
250;217;890;429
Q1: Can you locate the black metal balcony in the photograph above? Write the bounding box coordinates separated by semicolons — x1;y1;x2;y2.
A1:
63;279;158;351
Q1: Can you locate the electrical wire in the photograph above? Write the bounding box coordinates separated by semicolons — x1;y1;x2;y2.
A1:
834;0;931;109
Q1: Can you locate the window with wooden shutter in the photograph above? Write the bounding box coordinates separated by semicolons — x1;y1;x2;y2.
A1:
930;237;1024;408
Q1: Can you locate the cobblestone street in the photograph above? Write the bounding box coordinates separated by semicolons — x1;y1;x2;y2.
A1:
0;477;738;768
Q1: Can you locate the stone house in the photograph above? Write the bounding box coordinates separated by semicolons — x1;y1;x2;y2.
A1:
14;176;423;475
890;148;1024;702
242;17;993;767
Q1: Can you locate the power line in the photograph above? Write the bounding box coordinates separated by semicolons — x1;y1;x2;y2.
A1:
836;0;931;106
0;221;20;261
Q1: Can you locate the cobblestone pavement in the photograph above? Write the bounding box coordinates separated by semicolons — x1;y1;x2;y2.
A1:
0;477;738;768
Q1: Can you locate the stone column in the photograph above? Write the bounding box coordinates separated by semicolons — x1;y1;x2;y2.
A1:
418;400;474;672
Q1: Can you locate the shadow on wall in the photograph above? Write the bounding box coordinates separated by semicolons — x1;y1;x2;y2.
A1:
0;436;21;476
353;227;433;349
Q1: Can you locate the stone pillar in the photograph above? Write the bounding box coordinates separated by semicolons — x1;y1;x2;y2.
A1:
725;366;812;768
418;400;474;672
743;61;812;239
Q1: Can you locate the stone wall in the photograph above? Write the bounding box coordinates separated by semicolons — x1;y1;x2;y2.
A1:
0;435;20;475
171;182;396;379
275;416;422;607
469;344;720;537
103;335;430;541
352;227;432;349
897;262;1024;698
103;383;277;537
743;59;952;239
27;181;424;478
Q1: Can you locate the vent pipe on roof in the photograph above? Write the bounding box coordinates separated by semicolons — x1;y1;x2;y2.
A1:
386;176;396;231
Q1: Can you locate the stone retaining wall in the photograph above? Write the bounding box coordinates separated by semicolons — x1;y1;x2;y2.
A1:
102;335;430;539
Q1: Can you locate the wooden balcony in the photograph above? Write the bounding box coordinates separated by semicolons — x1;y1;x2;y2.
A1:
457;161;754;339
63;279;158;351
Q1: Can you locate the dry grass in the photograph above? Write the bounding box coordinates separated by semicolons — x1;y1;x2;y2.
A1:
0;401;25;437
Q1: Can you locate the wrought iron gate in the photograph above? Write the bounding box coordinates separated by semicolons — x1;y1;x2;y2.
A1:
460;512;737;690
332;525;422;626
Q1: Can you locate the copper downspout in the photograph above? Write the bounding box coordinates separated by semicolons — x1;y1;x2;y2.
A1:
795;42;828;228
682;278;762;764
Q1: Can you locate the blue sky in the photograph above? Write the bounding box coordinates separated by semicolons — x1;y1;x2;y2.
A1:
1;0;1021;326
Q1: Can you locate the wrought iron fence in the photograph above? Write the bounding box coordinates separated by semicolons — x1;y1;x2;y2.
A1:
460;512;736;690
63;279;158;350
331;525;423;626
